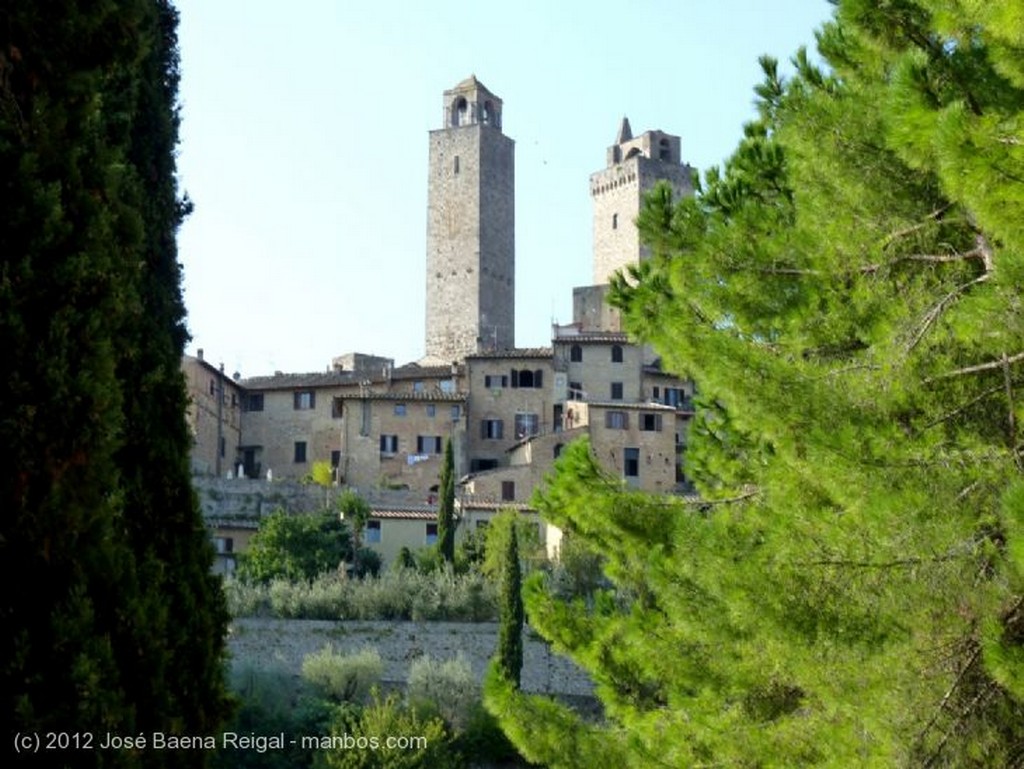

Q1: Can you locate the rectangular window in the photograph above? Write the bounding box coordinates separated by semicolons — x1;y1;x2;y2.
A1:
330;449;341;468
510;369;543;388
652;386;661;401
611;382;624;400
417;435;443;455
394;403;406;416
413;381;425;393
514;413;539;438
294;390;315;410
365;520;381;544
426;404;436;418
219;436;226;458
451;405;461;421
332;398;344;419
439;379;455;394
294;441;307;463
640;413;663;432
624;447;640;478
380;434;398;454
605;411;629;430
665;388;682;408
484;374;508;388
481;419;504;440
425;523;438;546
501;481;515;502
569;381;584;401
209;378;216;396
213;536;234;554
242;392;264;412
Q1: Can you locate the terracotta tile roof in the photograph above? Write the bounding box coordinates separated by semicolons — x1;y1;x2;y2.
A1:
369;506;437;521
553;332;630;344
240;370;360;390
464;347;553;360
586;400;679;411
339;390;468;403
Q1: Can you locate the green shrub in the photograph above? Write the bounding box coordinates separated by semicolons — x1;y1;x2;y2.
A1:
406;654;477;731
225;570;497;622
301;646;382;705
321;692;460;769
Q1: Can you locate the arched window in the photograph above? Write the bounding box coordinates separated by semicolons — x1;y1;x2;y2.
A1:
570;344;583;363
611;344;623;363
452;96;469;127
482;100;493;124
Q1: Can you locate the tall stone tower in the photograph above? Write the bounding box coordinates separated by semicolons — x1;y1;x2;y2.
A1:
590;118;694;285
425;76;515;363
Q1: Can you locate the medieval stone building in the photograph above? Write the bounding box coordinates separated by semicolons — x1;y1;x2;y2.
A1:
189;78;697;567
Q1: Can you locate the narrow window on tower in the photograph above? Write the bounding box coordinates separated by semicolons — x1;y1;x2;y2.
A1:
453;155;460;175
612;213;618;230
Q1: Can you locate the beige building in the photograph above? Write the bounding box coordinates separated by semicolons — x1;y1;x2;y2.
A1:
183;350;243;477
463;348;559;473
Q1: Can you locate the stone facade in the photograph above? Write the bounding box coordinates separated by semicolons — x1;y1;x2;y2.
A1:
186;81;702;568
463;348;559;472
425;76;515;363
590;117;694;285
183;351;243;477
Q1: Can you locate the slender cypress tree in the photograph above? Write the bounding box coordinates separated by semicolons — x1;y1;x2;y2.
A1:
497;521;524;689
437;438;456;563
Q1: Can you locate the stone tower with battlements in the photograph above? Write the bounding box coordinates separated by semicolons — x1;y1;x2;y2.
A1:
424;76;515;363
590;117;694;285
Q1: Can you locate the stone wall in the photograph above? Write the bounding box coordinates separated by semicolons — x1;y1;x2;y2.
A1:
228;618;593;698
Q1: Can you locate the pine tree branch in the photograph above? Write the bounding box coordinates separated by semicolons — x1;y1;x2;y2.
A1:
922;384;1008;429
906;272;992;352
1002;353;1021;467
880;205;953;250
917;644;983;767
925;351;1024;383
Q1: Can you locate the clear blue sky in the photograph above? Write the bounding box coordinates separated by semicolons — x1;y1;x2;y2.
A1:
175;0;833;377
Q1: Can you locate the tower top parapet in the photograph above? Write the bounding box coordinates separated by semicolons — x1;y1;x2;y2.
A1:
605;119;681;167
443;75;503;131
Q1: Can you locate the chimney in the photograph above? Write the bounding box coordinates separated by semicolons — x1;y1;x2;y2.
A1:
197;348;204;361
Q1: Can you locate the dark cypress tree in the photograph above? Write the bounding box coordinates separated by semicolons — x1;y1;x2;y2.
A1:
497;521;524;689
111;1;232;745
437;438;456;563
0;3;229;764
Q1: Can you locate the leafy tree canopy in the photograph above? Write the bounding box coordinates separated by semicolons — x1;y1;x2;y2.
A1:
487;1;1024;766
237;510;351;584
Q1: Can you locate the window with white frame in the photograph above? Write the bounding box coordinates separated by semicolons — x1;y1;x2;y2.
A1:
514;413;539;438
481;419;504;439
416;435;442;455
605;410;629;430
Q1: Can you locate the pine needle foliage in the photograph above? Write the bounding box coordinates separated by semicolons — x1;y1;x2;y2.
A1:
485;2;1024;766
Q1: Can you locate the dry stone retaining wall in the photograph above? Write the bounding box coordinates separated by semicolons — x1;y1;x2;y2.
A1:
228;618;593;697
